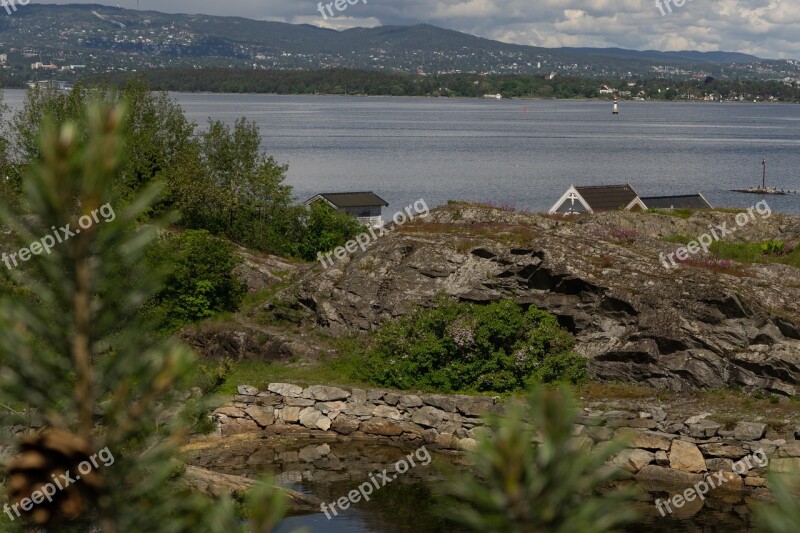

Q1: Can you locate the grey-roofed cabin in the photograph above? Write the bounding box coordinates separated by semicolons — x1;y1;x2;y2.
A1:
303;192;389;228
549;184;647;215
641;194;713;210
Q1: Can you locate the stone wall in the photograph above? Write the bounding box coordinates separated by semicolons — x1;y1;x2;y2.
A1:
213;383;800;494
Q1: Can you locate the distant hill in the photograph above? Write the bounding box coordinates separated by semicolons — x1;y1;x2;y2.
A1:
0;4;797;84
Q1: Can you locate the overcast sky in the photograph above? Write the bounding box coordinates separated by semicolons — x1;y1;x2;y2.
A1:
33;1;799;59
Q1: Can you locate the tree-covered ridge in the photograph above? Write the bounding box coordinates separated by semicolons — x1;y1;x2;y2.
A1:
99;69;800;102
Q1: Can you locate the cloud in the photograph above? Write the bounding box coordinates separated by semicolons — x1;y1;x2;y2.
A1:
32;0;800;58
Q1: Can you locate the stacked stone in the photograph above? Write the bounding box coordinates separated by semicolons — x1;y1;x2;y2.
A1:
213;383;498;451
213;383;800;496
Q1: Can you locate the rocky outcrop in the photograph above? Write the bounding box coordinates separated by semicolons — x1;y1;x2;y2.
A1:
268;205;800;394
232;246;304;293
180;321;319;362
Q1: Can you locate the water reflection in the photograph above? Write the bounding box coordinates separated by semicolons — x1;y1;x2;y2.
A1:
185;434;761;532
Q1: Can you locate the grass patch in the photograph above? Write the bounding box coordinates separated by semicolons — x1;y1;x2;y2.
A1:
662;233;693;245
648;208;696;220
710;240;800;269
215;359;372;396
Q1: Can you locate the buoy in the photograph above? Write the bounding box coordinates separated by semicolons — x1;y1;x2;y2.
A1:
612;98;619;115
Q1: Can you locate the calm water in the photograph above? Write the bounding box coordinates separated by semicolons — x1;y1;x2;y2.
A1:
5;90;798;214
190;436;757;533
174;95;799;214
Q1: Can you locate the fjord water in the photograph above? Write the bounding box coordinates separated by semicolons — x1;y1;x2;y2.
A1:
4;90;797;213
172;93;800;214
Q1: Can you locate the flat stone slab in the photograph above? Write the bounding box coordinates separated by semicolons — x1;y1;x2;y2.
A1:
304;385;351;402
268;383;304;398
635;465;704;487
734;422;767;441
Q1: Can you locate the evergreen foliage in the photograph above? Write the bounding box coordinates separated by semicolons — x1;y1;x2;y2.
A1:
0;103;284;531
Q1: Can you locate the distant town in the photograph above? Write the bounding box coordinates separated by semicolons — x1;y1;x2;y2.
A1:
0;4;798;101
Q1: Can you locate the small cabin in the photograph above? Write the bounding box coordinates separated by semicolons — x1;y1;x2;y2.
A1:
303;192;389;228
641;194;713;210
549;184;647;215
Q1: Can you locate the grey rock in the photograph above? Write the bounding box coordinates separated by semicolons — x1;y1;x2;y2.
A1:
587;426;615;441
343;403;376;417
412;406;448;428
455;396;494;417
275;406;302;423
284;397;316;407
398;395;423;408
420;394;457;413
237;385;259;396
687;419;721;438
779;441;800;457
635;465;704;486
304;385;351;402
706;458;734;472
367;389;385;401
298;407;327;429
372;405;403;421
268;383;304;398
331;414;360;435
698;442;748;459
384;393;400;405
234;395;256;404
351;388;368;403
422;428;439;444
734;422;768;441
245;406;275;427
360;417;404;436
214;406;246;418
611;449;655;473
685;413;712;425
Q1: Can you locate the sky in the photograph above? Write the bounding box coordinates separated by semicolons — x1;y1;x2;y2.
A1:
33;0;799;59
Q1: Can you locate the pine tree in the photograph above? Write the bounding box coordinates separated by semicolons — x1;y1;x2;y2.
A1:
439;385;637;532
0;103;284;531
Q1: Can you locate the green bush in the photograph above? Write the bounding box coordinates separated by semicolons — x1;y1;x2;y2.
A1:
351;298;587;393
761;240;785;256
298;203;366;261
146;230;246;329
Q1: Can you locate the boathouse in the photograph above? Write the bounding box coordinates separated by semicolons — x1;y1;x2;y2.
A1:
303;192;389;228
641;194;713;210
548;184;647;215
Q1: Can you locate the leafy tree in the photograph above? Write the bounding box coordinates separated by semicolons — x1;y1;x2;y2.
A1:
298;203;365;261
193;118;300;255
147;229;247;329
439;386;637;532
0;103;283;531
11;78;194;202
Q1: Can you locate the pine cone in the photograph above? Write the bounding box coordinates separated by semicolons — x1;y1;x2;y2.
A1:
6;429;105;526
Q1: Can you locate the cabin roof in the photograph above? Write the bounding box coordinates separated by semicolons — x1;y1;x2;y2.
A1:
574;184;641;212
304;192;389;208
641;194;713;209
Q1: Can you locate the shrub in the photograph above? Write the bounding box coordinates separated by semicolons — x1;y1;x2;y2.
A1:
146;230;246;329
297;203;365;261
761;240;785;256
352;298;587;393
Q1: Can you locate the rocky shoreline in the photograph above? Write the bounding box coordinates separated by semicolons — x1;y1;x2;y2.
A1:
213;382;800;499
